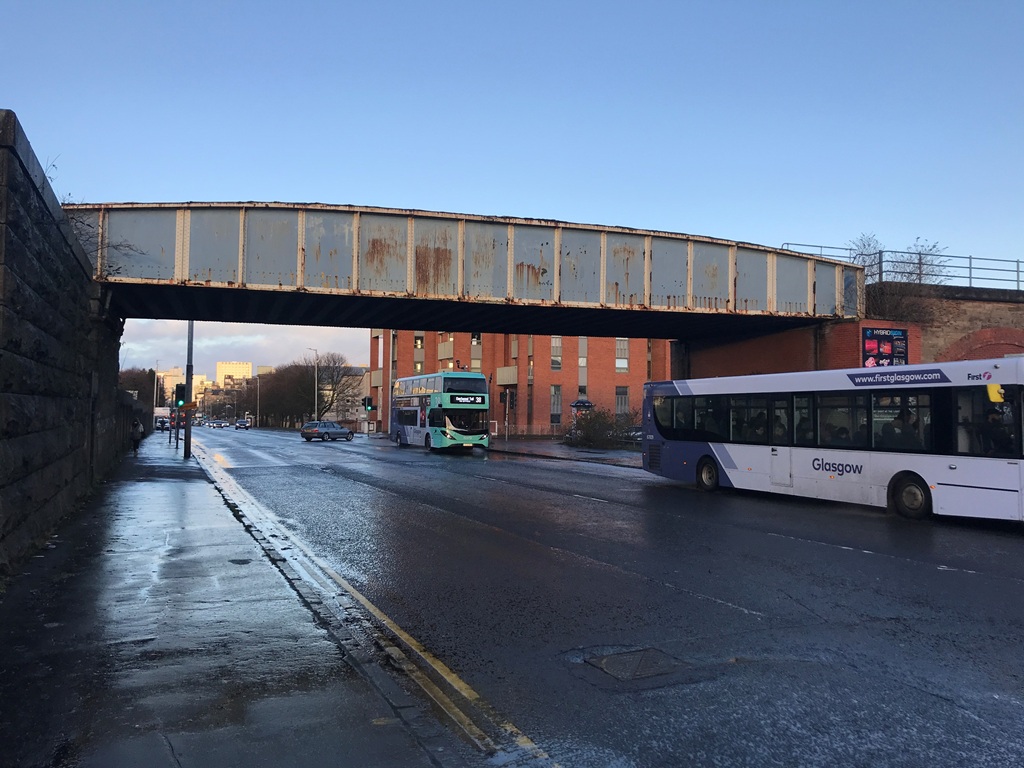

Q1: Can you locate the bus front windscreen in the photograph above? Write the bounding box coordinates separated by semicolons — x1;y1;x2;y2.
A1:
444;409;489;434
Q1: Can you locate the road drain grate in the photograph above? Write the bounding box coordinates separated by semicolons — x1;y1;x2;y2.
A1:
586;648;685;681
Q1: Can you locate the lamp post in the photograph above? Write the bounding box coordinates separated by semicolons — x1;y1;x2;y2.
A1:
307;347;319;420
256;374;260;429
153;359;160;412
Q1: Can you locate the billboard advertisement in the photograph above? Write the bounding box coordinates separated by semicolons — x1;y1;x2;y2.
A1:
862;327;908;368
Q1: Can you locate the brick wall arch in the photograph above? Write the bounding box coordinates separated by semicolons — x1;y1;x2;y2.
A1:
936;327;1024;362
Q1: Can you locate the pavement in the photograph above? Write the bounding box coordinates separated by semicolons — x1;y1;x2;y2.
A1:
0;433;641;768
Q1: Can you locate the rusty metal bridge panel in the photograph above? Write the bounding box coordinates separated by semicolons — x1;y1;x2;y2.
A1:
68;202;862;339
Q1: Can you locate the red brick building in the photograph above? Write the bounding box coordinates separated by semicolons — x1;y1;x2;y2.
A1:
368;285;1024;436
684;319;923;379
369;330;674;436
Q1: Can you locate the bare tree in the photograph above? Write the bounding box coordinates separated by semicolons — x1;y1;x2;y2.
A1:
890;237;948;284
846;233;885;282
258;364;313;426
118;367;156;409
253;352;361;425
314;352;363;420
848;232;948;322
59;197;146;278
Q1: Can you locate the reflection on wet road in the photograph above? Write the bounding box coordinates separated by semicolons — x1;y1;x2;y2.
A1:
194;428;1024;767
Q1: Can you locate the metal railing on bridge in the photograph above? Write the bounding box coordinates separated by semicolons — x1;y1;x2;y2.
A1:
782;244;1024;291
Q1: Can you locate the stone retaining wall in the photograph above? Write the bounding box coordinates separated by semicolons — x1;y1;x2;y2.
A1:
0;110;134;575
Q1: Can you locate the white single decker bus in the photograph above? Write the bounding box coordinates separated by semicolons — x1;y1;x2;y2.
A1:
642;357;1023;521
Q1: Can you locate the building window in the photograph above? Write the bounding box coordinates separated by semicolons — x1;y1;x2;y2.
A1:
551;385;562;425
471;332;481;346
616;386;629;417
551;335;562;371
615;338;629;373
413;361;423;374
414;334;424;349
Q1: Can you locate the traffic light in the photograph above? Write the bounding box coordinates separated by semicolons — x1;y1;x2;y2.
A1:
499;391;507;404
362;395;376;412
508;390;517;409
174;384;186;408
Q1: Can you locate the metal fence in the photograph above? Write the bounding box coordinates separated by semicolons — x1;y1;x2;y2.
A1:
782;244;1024;291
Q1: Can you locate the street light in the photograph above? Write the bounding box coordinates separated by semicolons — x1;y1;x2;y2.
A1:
256;374;260;429
153;359;160;412
307;347;318;420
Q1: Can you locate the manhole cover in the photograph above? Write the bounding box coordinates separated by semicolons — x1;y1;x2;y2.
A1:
586;648;684;681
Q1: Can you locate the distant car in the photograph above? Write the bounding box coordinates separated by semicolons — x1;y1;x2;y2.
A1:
209;419;229;429
300;421;354;442
155;418;169;431
235;419;250;430
623;426;644;442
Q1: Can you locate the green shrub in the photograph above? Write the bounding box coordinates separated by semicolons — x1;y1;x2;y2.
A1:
562;408;617;447
563;407;642;447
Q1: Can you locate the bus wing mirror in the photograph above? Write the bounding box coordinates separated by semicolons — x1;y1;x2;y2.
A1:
986;383;1005;403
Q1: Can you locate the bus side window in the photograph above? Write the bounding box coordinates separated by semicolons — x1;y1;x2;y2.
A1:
771;398;791;445
794;396;813;446
955;386;1020;456
653;397;672;433
695;396;726;441
673;398;692;431
744;411;768;443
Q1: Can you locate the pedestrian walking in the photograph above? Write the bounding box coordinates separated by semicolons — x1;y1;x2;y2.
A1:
130;418;144;456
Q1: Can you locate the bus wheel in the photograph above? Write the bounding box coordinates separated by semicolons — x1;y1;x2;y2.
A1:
696;457;719;491
425;435;433;451
892;474;932;519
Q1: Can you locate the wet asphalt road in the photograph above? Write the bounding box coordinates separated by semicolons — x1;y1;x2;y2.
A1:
195;428;1024;767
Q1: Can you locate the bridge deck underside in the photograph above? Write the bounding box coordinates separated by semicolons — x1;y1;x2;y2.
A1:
107;283;821;342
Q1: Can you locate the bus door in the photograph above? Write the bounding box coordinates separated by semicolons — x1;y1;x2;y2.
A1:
935;386;1022;521
770;396;793;487
393;406;420;445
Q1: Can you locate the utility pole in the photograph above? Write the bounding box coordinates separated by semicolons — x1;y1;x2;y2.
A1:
153;359;160;413
307;347;319;420
184;321;194;459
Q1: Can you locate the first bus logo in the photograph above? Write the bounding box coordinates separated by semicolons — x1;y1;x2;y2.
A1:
967;371;993;381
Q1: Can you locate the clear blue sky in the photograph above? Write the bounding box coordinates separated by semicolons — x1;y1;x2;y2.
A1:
7;0;1022;378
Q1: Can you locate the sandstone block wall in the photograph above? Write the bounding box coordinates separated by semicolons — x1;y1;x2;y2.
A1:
914;285;1024;361
0;109;133;575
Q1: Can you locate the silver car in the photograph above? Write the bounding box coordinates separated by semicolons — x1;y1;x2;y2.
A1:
299;421;354;442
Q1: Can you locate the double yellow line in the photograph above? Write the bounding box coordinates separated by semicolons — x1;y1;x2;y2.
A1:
292;541;554;763
192;441;555;764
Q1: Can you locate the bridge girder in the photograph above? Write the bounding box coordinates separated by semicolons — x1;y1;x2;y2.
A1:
68;202;862;341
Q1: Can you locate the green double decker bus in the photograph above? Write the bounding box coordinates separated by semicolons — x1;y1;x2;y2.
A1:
390;371;491;451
